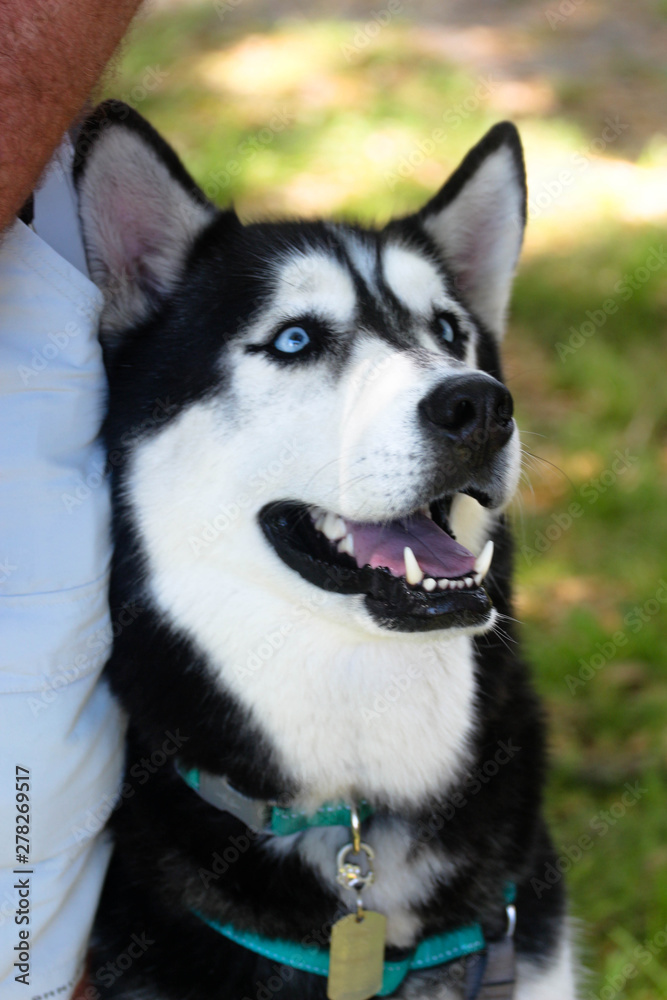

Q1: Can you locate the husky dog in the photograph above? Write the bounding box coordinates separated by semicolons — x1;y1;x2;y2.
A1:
74;101;576;999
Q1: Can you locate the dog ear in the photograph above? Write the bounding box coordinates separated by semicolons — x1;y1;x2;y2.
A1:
414;122;526;337
73;100;217;343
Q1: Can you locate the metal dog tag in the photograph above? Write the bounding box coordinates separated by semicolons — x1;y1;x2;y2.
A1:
327;910;386;1000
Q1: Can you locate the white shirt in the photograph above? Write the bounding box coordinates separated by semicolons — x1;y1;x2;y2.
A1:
0;138;125;998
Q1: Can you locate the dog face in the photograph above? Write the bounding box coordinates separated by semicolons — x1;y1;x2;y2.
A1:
75;103;525;641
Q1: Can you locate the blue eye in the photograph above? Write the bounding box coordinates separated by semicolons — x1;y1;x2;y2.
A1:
273;326;311;354
439;315;458;344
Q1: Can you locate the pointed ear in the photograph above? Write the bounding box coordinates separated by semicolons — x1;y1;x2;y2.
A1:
73;100;217;343
417;122;526;337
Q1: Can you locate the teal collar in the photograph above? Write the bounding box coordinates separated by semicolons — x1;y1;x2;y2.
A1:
194;885;515;995
177;764;374;836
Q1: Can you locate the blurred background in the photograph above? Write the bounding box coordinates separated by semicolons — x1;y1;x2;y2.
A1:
103;1;667;994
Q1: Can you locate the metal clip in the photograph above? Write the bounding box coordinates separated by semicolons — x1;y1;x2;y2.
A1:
336;802;376;916
336;841;376;893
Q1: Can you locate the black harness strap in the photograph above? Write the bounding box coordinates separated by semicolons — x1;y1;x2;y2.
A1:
465;938;516;1000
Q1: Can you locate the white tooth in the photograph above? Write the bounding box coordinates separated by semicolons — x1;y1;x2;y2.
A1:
463;576;474;588
438;578;450;589
420;505;433;520
423;578;436;591
455;579;464;589
473;572;482;587
474;540;494;579
403;546;424;585
338;533;355;556
450;492;487;553
322;512;346;541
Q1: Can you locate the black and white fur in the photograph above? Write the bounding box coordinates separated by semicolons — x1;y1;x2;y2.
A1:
74;101;576;999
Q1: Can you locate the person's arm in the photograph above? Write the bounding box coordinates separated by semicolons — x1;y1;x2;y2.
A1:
0;0;143;232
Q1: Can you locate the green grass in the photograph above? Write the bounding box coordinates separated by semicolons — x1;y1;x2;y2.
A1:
104;7;667;994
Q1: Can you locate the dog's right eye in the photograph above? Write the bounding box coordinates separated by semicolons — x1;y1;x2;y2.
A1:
273;326;311;354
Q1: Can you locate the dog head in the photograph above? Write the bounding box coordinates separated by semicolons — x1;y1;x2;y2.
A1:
75;101;525;640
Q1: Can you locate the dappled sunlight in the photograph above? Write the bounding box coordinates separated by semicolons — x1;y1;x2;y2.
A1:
188;19;667;248
197;28;345;97
524;151;667;255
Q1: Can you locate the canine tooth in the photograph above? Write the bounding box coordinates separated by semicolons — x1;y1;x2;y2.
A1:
438;578;450;589
423;578;436;591
473;572;482;587
322;512;346;541
403;546;424;585
338;533;355;556
474;540;494;580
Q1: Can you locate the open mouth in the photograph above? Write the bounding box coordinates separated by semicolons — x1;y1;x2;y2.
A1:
259;497;495;632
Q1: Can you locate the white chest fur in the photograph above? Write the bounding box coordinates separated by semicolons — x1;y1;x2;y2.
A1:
148;560;479;810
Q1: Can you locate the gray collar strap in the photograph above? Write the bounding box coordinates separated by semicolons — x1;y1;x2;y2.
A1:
176;763;374;836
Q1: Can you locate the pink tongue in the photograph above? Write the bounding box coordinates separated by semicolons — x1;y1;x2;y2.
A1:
348;512;476;579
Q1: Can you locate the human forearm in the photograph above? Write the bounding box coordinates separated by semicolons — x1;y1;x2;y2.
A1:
0;0;142;232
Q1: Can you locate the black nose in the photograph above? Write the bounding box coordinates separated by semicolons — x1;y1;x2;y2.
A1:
418;374;514;460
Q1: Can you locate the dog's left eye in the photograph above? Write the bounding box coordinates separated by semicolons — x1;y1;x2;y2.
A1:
273;326;311;354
